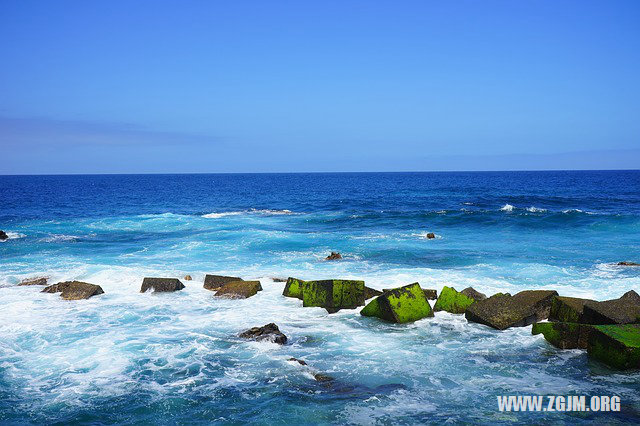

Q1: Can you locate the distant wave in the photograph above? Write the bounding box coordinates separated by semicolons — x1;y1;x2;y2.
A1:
42;234;81;243
202;209;293;219
500;204;515;212
0;231;26;242
526;206;547;213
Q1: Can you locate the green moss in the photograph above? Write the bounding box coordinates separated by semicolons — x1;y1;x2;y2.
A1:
282;277;306;299
433;286;476;314
588;324;640;369
361;297;382;317
549;296;591;323
301;280;365;312
361;283;433;323
532;322;560;343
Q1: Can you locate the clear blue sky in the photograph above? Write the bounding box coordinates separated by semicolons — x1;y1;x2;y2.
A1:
1;0;639;174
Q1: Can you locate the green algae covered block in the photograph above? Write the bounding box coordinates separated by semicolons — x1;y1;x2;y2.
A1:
587;324;640;370
361;283;434;323
548;296;593;323
433;286;476;314
302;279;365;313
532;321;593;349
283;277;306;299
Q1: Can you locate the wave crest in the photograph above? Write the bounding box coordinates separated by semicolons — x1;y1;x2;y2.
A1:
202;209;293;219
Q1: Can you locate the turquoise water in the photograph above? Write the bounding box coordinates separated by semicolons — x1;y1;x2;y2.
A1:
1;171;640;424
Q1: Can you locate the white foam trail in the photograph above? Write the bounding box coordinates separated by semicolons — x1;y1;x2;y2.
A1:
500;204;514;212
1;231;26;241
41;234;82;243
202;209;293;219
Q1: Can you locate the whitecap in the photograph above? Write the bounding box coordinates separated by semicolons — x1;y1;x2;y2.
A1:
41;234;81;243
562;209;583;214
500;204;515;212
202;209;293;219
526;206;546;213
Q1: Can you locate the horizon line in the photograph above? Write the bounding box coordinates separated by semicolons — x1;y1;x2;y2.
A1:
1;168;639;177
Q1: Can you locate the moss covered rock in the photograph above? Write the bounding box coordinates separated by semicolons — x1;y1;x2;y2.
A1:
141;278;185;293
282;277;306;299
582;291;640;325
302;279;365;313
548;296;593;323
204;274;243;291
587;324;640;370
364;286;382;300
43;281;105;300
465;290;558;330
361;283;434;323
434;286;480;314
532;322;594;349
215;280;262;299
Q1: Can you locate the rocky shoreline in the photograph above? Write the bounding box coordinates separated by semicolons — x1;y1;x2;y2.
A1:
13;271;640;372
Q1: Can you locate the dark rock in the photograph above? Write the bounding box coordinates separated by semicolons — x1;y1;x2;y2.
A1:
532;322;594;349
283;277;306;299
325;252;342;261
141;278;185;293
582;292;640;325
361;283;434;323
426;232;436;239
42;281;104;300
587;324;640;369
288;357;307;365
549;296;594;323
239;323;287;344
215;280;262;299
184;275;192;281
204;274;242;291
464;290;558;330
0;230;7;240
617;261;640;266
314;373;334;382
423;289;438;300
271;277;287;282
364;286;383;300
461;287;487;302
302;279;365;313
18;277;48;286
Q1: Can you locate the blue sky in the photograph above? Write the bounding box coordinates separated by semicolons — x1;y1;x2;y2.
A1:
1;0;639;174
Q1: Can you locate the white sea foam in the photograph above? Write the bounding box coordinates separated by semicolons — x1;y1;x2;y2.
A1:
41;234;82;243
202;209;293;219
526;206;547;212
499;204;514;212
0;231;26;241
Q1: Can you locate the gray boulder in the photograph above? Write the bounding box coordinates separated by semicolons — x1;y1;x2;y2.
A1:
141;278;185;293
465;290;558;330
42;281;104;300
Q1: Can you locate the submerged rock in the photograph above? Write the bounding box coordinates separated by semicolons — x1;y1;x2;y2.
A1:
361;283;434;323
532;322;594;349
239;323;287;344
302;279;365;313
141;278;185;293
364;286;383;300
548;296;594;323
314;373;334;382
203;274;243;291
288;357;307;366
0;230;8;240
42;281;104;300
423;289;438;300
617;261;640;266
581;292;640;325
282;277;306;299
215;280;262;299
18;277;48;286
464;290;558;330
325;252;342;261
184;275;192;281
426;232;436;239
433;286;482;314
587;324;640;369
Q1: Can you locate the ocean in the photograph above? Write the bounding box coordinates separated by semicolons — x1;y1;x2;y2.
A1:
1;170;639;424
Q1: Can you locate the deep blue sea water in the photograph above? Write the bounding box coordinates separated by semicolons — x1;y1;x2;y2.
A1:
1;171;640;424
